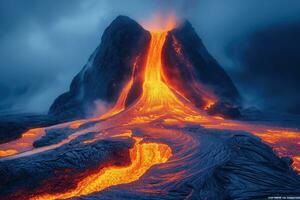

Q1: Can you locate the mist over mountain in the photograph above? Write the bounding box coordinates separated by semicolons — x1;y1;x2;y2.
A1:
226;22;300;114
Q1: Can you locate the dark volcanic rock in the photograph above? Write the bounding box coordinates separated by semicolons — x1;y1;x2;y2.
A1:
207;101;242;119
32;127;76;147
163;21;240;110
214;133;300;199
0;137;133;199
49;16;150;120
0;113;60;144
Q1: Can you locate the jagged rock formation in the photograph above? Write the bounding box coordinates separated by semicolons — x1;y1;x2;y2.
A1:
48;16;240;120
163;21;240;107
49;16;150;120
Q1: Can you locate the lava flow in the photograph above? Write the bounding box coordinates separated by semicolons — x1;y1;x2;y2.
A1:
1;21;300;200
31;135;172;200
27;31;178;200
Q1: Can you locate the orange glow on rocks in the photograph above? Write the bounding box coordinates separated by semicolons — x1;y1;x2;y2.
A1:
0;149;18;157
98;67;135;120
68;120;86;129
188;115;300;173
0;128;45;157
141;13;178;32
252;129;300;171
293;156;300;172
163;34;217;110
30;136;172;200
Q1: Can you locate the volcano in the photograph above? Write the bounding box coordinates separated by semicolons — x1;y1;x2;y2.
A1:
0;16;300;200
48;16;240;120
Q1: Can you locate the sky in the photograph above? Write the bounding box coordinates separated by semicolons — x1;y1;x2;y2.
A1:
0;0;300;114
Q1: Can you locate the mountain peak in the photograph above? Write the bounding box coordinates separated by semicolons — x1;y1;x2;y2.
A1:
49;16;240;120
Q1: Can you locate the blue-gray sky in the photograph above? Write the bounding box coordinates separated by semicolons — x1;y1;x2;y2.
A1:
0;0;300;114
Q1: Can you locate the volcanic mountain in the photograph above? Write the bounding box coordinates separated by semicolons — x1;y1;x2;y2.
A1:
0;16;300;200
49;16;240;120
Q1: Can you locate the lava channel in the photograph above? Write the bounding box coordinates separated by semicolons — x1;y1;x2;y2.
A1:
30;136;172;200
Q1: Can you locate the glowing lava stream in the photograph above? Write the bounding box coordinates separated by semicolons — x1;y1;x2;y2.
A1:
0;128;45;157
31;136;172;200
30;32;176;200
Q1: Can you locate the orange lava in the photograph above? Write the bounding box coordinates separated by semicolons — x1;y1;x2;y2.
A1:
2;18;300;200
163;34;217;110
68;120;86;129
0;149;18;157
28;31;176;199
293;156;300;171
30;136;172;200
140;32;184;108
253;129;300;171
0;128;45;157
98;57;138;120
186;116;300;172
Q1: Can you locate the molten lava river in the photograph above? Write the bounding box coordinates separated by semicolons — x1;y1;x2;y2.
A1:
1;31;300;199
